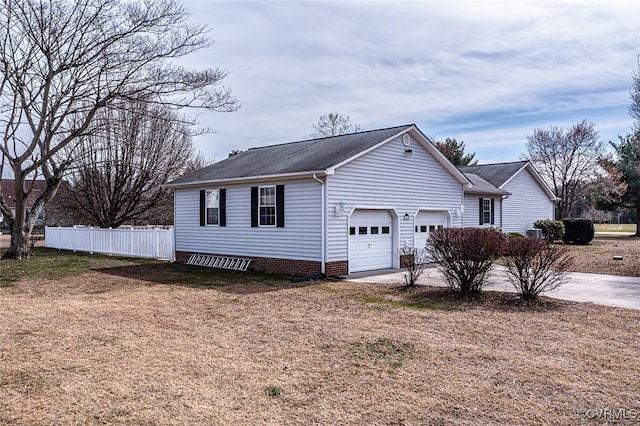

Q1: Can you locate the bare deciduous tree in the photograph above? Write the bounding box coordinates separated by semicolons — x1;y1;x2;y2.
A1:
0;0;237;259
310;113;360;138
522;121;605;220
60;101;202;228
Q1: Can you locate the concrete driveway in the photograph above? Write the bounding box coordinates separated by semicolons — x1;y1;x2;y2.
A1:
347;266;640;310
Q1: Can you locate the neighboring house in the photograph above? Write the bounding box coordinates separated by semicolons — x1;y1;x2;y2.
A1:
460;172;510;229
0;179;47;228
459;161;557;234
165;124;471;276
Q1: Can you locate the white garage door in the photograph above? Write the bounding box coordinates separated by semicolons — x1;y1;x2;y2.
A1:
414;210;447;250
349;210;393;273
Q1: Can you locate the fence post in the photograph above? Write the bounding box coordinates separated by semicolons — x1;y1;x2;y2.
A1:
72;225;77;252
172;227;175;262
130;227;134;257
89;227;94;254
109;227;112;255
154;227;159;258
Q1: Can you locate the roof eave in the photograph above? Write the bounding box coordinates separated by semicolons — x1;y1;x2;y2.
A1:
163;170;328;189
464;189;511;196
410;126;471;186
326;125;471;187
499;162;558;201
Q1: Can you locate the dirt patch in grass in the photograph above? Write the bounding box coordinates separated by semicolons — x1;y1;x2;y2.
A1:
0;258;639;425
563;235;640;277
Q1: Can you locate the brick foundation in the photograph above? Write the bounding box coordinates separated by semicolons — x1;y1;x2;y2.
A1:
175;251;322;276
325;260;348;276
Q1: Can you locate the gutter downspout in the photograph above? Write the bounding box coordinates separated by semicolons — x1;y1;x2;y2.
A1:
501;194;510;230
312;174;326;274
172;189;177;262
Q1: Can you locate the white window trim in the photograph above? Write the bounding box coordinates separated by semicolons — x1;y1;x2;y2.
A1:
205;189;220;226
258;185;276;227
482;198;492;226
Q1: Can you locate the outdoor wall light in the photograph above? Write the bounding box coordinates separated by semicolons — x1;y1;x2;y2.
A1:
404;149;413;155
404;213;410;220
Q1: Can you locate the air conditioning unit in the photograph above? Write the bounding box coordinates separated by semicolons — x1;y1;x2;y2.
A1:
526;229;543;239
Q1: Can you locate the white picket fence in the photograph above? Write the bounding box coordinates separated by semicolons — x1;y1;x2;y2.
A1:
45;226;175;261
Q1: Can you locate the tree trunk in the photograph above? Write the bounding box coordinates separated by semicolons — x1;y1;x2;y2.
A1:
2;198;36;260
3;221;33;259
2;174;62;260
636;205;640;237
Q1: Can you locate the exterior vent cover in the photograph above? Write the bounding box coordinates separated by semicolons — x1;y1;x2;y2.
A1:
186;254;251;271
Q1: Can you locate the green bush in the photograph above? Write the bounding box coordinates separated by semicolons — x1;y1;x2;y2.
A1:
534;219;564;242
507;232;525;238
562;219;594;245
502;238;574;301
427;228;505;294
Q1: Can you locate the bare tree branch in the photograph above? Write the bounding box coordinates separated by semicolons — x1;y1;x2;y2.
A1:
0;0;237;259
522;121;605;220
310;113;360;138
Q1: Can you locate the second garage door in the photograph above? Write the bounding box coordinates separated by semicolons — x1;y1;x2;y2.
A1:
414;210;447;250
349;210;393;273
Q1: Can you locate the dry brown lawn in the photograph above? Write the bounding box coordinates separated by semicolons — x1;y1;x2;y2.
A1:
564;235;640;277
1;251;639;425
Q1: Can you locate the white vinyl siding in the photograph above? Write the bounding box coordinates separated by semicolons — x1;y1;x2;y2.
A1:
463;194;502;228
502;168;554;234
175;178;322;261
326;134;464;263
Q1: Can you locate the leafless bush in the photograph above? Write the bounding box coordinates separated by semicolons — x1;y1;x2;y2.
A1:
398;246;430;288
502;238;574;301
427;228;505;294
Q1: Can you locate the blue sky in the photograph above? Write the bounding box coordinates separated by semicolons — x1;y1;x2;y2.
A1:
182;0;640;163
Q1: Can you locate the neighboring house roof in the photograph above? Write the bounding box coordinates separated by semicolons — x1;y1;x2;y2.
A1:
459;160;557;200
459;160;529;188
463;173;510;196
0;179;47;209
166;124;470;188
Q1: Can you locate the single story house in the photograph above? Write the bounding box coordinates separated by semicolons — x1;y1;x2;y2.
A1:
459;161;557;234
166;124;471;275
166;125;558;275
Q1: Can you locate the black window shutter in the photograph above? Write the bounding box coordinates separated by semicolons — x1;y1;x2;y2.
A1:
479;198;483;225
276;184;285;228
199;190;206;226
490;198;495;225
219;188;226;227
251;187;258;227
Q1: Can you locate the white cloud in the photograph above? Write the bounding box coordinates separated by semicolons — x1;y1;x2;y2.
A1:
181;0;640;162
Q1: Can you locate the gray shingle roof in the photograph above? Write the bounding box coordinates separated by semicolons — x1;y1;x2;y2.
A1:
463;173;510;195
167;124;414;186
459;160;528;188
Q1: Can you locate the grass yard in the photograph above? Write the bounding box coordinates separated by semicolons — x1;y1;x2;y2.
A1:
563;235;640;277
594;223;637;233
1;248;639;425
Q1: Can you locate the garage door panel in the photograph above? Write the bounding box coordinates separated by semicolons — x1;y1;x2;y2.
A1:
414;211;447;262
349;210;393;273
